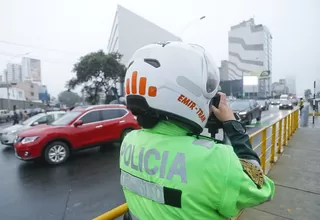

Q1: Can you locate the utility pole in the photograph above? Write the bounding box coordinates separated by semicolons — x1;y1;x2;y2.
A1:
5;70;11;110
313;81;316;124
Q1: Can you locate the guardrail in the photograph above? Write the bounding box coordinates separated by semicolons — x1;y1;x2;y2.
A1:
93;108;300;220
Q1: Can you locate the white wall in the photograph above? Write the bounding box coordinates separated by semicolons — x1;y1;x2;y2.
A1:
0;87;26;100
114;5;181;65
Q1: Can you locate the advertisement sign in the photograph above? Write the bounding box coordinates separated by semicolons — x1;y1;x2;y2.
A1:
246;71;271;79
30;59;41;82
39;85;48;102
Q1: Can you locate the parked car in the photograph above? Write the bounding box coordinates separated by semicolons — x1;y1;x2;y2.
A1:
0;109;11;122
257;100;269;111
230;100;262;125
270;99;281;105
0;111;66;146
279;100;294;110
14;105;140;165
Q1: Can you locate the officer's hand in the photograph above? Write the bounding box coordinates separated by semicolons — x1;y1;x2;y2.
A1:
212;92;235;122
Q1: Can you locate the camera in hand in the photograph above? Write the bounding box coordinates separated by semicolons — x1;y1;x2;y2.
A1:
205;94;223;138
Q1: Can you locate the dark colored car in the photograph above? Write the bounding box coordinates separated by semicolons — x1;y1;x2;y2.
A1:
14;104;140;165
279;100;294;110
257;100;269;111
230;100;262;125
270;99;281;105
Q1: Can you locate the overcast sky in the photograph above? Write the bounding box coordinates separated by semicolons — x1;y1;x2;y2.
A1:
0;0;319;97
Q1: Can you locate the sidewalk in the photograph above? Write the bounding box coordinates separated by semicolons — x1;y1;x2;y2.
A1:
238;128;320;220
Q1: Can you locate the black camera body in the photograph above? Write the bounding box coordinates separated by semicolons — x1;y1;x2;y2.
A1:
205;94;223;138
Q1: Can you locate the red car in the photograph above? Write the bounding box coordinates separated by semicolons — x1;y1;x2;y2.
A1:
14;104;140;165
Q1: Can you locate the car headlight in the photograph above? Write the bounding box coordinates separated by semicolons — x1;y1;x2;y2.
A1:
289;104;292;106
279;104;283;106
239;112;247;115
21;136;39;144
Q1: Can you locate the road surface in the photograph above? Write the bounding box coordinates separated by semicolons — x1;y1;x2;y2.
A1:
0;106;292;220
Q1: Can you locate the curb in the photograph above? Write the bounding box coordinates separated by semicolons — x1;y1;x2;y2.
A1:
308;112;320;116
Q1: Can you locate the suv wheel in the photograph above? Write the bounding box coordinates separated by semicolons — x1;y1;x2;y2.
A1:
44;141;70;165
246;115;252;125
256;112;262;121
120;128;133;141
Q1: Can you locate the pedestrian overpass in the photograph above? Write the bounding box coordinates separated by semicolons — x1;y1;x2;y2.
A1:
92;107;320;220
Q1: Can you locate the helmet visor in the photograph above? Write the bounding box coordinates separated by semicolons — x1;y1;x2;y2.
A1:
189;44;220;96
204;53;219;94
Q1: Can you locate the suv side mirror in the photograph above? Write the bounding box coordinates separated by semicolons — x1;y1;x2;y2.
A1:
74;120;83;127
32;121;39;126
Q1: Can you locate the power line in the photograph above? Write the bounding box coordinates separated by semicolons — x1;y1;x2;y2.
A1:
0;39;83;55
0;51;76;66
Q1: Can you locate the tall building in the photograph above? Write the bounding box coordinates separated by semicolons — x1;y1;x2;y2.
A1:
285;76;296;95
108;5;181;65
108;5;181;95
219;60;230;81
228;18;272;98
21;57;42;83
6;63;22;83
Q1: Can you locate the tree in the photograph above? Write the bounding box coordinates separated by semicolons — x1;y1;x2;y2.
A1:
58;90;81;107
304;89;312;99
67;50;126;105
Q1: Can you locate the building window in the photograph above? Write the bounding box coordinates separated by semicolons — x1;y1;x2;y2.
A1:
30;84;34;88
31;92;34;96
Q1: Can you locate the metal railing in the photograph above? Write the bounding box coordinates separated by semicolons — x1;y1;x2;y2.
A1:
93;109;300;220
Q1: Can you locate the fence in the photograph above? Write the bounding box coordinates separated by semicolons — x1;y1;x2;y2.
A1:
0;98;45;110
92;109;300;220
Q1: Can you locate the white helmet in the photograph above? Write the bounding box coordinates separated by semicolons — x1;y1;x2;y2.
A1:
125;41;220;133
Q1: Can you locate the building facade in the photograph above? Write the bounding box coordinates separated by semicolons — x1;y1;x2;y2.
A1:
285;76;296;95
0;87;25;101
14;81;40;101
21;57;42;83
228;18;272;98
6;63;22;83
108;5;181;65
108;5;181;95
219;60;230;81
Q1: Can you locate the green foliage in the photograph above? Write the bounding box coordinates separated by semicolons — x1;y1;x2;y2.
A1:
304;89;312;99
58;90;81;107
67;50;126;105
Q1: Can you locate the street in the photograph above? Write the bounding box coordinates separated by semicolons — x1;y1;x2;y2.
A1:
0;106;293;220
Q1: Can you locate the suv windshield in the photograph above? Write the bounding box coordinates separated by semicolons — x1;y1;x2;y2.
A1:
281;100;291;104
22;113;45;126
51;111;82;126
230;101;250;110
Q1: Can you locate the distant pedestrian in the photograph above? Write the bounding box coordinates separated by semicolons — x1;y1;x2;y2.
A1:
23;111;29;121
12;110;19;125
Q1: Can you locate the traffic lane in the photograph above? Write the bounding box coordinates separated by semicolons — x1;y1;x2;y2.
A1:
0;144;125;220
245;105;282;135
201;106;281;138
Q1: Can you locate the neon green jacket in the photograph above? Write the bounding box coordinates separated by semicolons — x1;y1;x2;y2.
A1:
120;121;275;220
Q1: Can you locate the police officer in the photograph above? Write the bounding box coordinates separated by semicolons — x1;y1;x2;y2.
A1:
298;98;304;112
120;42;275;220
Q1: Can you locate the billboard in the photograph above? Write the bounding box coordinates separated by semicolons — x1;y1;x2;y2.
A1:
243;76;258;85
29;59;41;82
39;85;48;103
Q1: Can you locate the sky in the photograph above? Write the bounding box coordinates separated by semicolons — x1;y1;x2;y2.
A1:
0;0;319;97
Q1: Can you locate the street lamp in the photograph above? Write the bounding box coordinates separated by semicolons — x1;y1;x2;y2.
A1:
6;52;30;110
179;16;206;39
